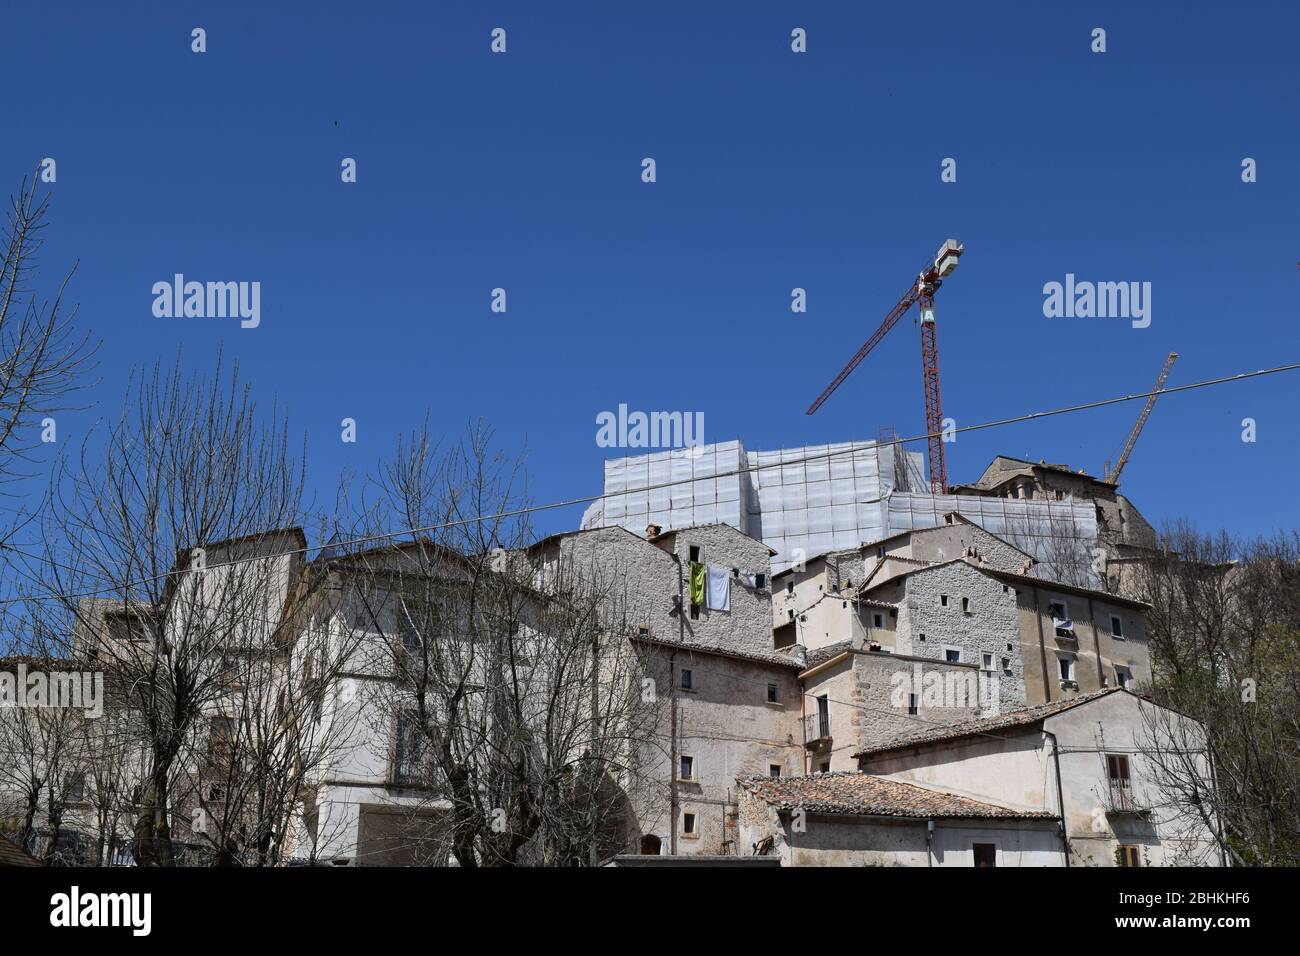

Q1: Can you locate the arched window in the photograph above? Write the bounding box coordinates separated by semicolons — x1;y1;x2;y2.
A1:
639;834;662;855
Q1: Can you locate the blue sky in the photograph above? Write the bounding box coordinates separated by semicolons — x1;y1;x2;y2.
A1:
5;1;1298;545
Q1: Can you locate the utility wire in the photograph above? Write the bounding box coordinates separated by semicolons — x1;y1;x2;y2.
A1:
1;359;1296;609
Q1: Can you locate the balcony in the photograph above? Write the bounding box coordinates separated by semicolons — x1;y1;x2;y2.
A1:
804;713;830;749
1105;781;1150;817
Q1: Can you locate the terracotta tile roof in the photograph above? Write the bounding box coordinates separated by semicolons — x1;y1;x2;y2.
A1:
632;634;805;670
0;834;40;867
981;568;1150;609
853;687;1126;758
804;641;852;668
737;771;1055;820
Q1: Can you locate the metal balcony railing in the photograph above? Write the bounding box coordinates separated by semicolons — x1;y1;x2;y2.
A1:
1106;781;1147;815
804;712;830;745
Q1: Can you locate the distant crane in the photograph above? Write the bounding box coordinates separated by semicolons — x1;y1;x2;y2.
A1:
806;240;964;494
1104;351;1178;484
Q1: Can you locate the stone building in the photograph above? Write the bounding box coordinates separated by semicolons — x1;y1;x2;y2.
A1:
736;771;1062;867
853;688;1222;867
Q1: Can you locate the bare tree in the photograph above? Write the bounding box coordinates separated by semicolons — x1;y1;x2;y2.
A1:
340;422;654;866
28;357;315;866
1134;522;1300;865
0;176;95;523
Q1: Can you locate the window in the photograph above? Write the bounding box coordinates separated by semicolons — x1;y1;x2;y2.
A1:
690;603;700;620
208;717;234;762
940;595;949;607
689;545;701;563
1107;754;1132;785
680;756;695;781
682;812;698;836
961;597;970;614
907;693;918;716
918;633;926;643
1058;655;1076;683
766;682;779;703
1002;657;1013;676
680;668;693;691
786;581;794;595
945;648;961;664
1117;845;1142;867
64;772;86;803
981;652;993;671
1115;665;1132;689
972;843;997;867
816;695;830;739
1111;615;1124;639
769;764;782;779
755;573;767;590
873;613;884;628
394;711;426;785
818;761;831;773
398;603;427;653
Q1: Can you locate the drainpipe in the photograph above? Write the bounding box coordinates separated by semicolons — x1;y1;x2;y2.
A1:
1033;585;1052;702
1087;596;1105;687
1045;730;1071;867
926;819;934;867
669;553;683;856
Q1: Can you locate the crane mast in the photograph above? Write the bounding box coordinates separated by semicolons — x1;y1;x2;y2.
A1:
806;240;963;495
1105;352;1178;484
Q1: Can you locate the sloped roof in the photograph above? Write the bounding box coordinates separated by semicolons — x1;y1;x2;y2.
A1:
853;687;1127;758
632;634;805;670
0;834;39;867
737;771;1056;820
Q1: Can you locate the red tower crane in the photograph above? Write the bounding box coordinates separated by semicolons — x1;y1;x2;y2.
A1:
806;240;964;494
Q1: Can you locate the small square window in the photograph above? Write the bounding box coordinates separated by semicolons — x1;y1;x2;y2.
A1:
818;761;831;773
690;603;700;620
1002;657;1012;676
945;648;961;664
769;764;782;778
1111;615;1124;639
755;573;767;589
1115;666;1132;689
919;633;926;642
689;545;701;563
940;595;949;607
766;682;779;703
683;812;698;835
961;597;971;614
981;652;993;671
680;669;693;690
872;613;884;628
680;756;695;781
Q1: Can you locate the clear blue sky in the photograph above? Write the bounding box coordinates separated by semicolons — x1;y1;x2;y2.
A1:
5;1;1298;545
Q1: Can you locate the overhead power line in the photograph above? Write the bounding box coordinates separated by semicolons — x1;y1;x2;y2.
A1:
1;359;1297;608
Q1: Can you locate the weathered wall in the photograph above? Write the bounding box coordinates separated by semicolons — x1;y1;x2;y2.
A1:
891;562;1026;713
637;645;803;855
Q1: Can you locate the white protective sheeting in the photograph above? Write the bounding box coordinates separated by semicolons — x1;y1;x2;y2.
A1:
580;439;1102;583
